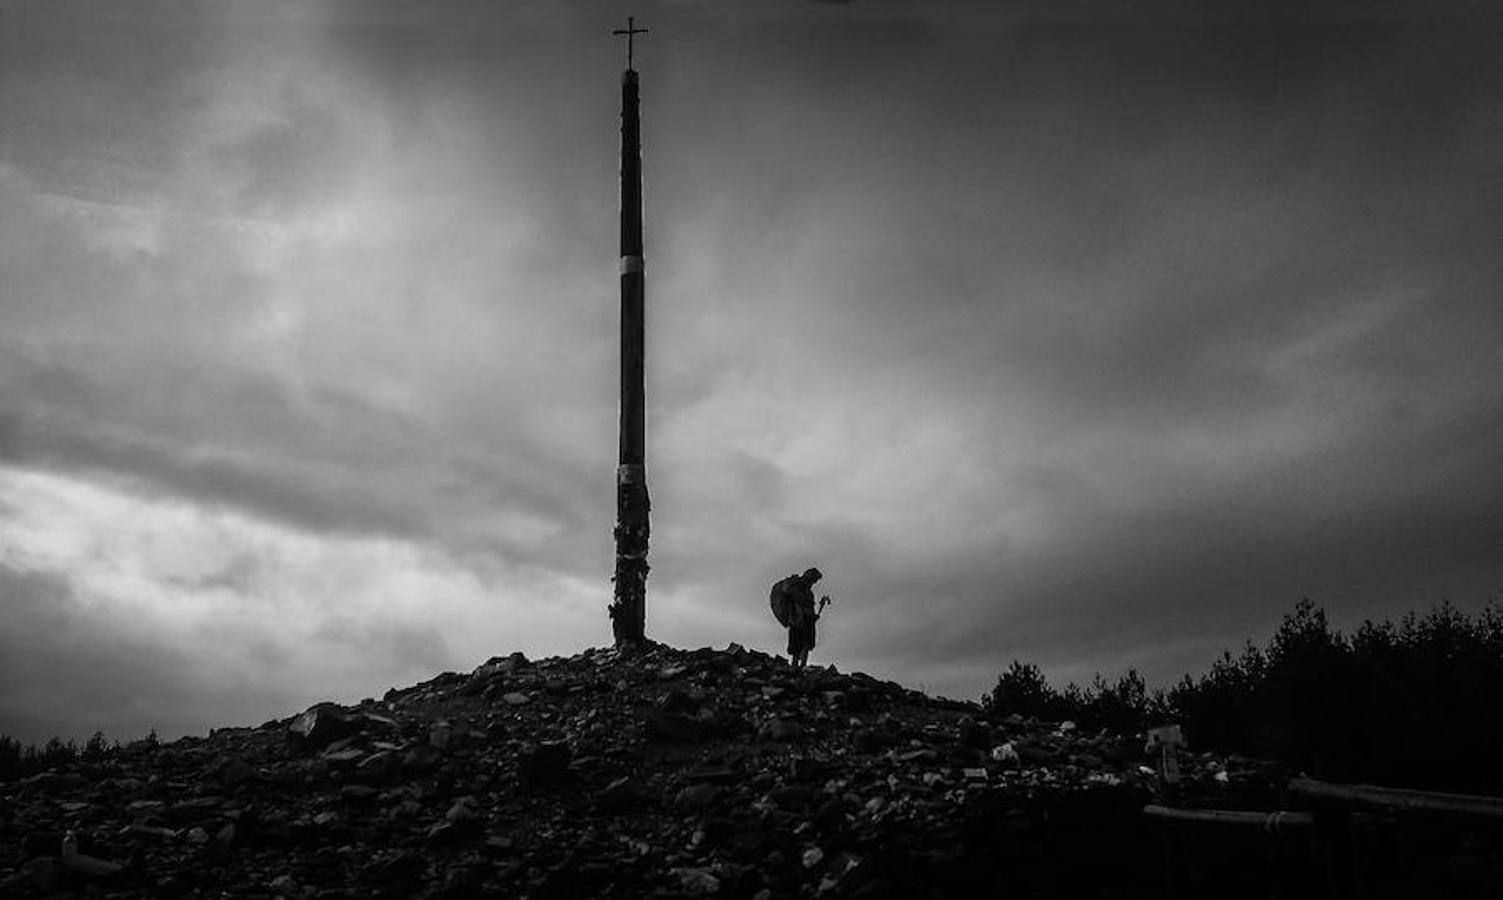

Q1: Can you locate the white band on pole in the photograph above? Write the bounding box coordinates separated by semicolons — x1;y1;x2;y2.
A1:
620;255;645;275
617;464;646;485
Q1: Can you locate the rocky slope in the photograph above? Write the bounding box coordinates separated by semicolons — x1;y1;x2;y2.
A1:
1;642;1291;898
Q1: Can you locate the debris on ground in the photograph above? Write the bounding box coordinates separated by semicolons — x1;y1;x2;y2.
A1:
0;643;1295;897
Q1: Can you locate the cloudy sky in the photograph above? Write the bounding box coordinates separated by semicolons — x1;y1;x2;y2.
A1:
2;0;1501;744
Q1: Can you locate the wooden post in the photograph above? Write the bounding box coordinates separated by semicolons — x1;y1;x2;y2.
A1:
1146;724;1186;784
610;21;650;646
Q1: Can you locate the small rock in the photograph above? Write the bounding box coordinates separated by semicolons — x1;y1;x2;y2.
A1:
364;850;427;887
819;852;870;894
788;757;823;781
287;704;358;751
762;718;803;742
220;759;258;787
472;652;529;680
445;796;478;822
852;728;887;752
671;866;721;896
322;747;365;765
645;710;708;742
59;853;125;879
441;863;484;896
676;783;724;811
323;735;362;754
1015;740;1058;765
957;715;991;749
426;819;481;847
811;797;848;832
25;771;88;790
770;784;815;810
363;712;401;730
596;776;643;814
25;857;63;893
212;823;237;854
358;749;402;776
403;745;443;773
660;689;700;714
518;740;572;790
340;784;379;802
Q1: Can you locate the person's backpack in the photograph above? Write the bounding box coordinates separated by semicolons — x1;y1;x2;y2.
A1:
769;576;796;627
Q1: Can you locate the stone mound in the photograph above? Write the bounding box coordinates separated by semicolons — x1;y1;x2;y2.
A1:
1;642;1290;897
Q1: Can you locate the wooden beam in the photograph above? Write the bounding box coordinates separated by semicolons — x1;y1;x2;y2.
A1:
1144;805;1315;831
1288;778;1503;821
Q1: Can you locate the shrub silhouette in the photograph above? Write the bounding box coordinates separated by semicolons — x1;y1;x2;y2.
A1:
986;598;1503;793
985;661;1169;733
0;730;126;783
985;660;1061;720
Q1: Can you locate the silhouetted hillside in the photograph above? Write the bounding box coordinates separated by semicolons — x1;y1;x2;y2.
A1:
2;643;1291;898
6;602;1500;896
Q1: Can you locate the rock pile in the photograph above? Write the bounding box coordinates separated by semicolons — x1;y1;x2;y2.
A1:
1;643;1290;898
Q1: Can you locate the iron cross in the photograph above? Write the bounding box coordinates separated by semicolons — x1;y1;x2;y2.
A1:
611;16;649;69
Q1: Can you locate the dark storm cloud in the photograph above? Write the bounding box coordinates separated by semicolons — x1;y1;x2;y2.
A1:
0;564;295;744
3;0;1501;738
0;392;419;539
0;7;605;558
632;3;1503;693
878;415;1503;645
310;615;457;675
0;557;464;744
0;349;601;571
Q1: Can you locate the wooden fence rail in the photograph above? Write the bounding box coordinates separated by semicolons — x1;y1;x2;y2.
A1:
1288;777;1503;821
1145;778;1503;899
1145;803;1315;831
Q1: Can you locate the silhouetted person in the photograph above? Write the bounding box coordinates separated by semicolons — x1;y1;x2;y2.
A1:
771;567;828;669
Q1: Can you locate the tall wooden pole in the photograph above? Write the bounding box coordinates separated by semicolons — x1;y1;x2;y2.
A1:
610;18;649;646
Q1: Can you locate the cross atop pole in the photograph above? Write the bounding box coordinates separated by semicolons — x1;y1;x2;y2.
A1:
611;16;649;70
609;13;650;647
